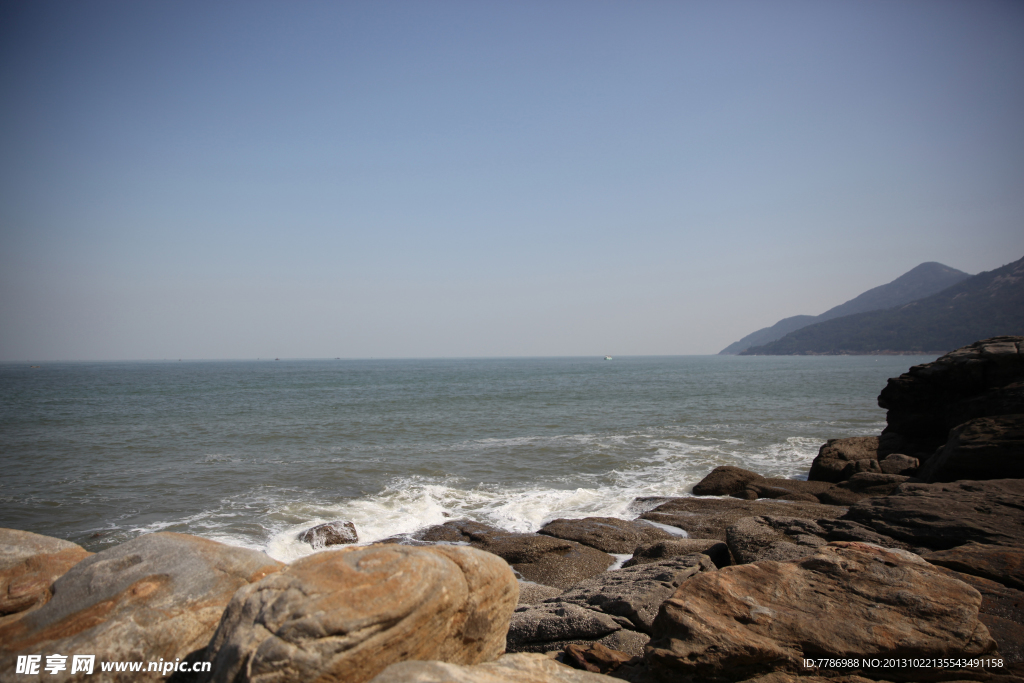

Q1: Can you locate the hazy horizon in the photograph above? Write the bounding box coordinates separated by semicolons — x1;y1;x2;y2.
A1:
3;1;1023;361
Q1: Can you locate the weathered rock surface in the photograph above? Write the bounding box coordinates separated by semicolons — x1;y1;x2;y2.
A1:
298;520;358;547
726;516;827;564
508;602;623;653
917;415;1024;483
808;437;880;483
639;497;845;541
622;538;730;568
924;542;1024;590
931;565;1024;665
877;336;1024;463
843;479;1024;550
562;642;635;675
836;472;910;496
538;517;673;554
555;555;713;634
420;520;613;589
0;529;91;626
879;453;920;476
646;542;996;681
0;532;282;680
368;653;616;683
518;580;563;605
203;544;518;683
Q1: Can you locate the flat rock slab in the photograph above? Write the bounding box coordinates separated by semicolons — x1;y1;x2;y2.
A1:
0;529;91;626
518;580;563;606
639;497;845;541
538;517;674;554
924;542;1024;591
202;544;518;683
420;520;613;590
931;565;1024;665
508;602;623;652
0;532;282;676
368;653;617;683
646;542;995;681
843;479;1024;550
555;555;713;634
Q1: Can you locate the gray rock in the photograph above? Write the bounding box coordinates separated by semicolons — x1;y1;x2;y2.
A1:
835;472;909;496
622;538;730;568
518;580;563;606
298;520;358;547
538;517;674;554
508;603;622;652
554;555;713;633
368;653;616;683
0;532;282;682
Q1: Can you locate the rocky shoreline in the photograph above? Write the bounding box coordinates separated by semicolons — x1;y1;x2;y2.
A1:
2;337;1022;682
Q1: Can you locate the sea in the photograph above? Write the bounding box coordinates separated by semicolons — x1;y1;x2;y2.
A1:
0;355;933;562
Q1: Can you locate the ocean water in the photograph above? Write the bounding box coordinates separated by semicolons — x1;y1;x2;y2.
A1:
0;355;932;562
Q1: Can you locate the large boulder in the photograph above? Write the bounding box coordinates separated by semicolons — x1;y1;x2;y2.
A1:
842;479;1024;550
916;414;1024;483
646;542;996;681
420;520;613;590
0;532;282;680
639;497;845;541
807;437;880;483
368;652;616;683
538;517;674;554
202;544;518;683
692;466;766;496
0;529;90;626
507;602;624;654
877;336;1024;462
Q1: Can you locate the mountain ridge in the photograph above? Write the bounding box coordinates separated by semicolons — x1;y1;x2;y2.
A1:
719;261;971;354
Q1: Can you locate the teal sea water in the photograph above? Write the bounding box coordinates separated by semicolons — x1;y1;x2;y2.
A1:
0;356;931;561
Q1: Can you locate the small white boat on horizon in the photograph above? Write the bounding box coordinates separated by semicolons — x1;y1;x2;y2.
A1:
604;356;613;360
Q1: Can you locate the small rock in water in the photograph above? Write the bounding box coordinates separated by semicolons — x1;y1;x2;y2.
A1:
299;520;358;548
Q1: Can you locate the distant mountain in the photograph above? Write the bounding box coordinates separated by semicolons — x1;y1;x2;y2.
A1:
739;255;1024;355
719;262;971;354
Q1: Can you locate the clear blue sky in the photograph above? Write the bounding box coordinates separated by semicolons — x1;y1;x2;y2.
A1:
2;0;1022;359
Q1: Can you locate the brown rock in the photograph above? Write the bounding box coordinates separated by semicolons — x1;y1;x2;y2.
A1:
879;453;920;476
918;415;1024;483
646;542;996;681
419;520;614;590
0;529;91;626
622;539;730;568
562;642;634;674
203;544;518;683
837;472;910;496
808;437;880;483
639;497;845;541
924;542;1024;590
368;652;616;683
507;602;622;653
297;520;358;547
742;478;839;502
692;466;765;496
931;565;1024;664
725;516;826;564
0;532;282;679
538;517;673;554
843;479;1024;550
518;580;563;606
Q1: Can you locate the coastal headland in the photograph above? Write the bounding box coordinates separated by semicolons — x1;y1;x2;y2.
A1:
2;337;1023;682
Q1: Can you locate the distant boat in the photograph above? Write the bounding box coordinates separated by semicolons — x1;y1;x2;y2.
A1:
604;356;613;361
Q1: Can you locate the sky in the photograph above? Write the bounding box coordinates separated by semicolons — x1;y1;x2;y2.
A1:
1;0;1023;360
